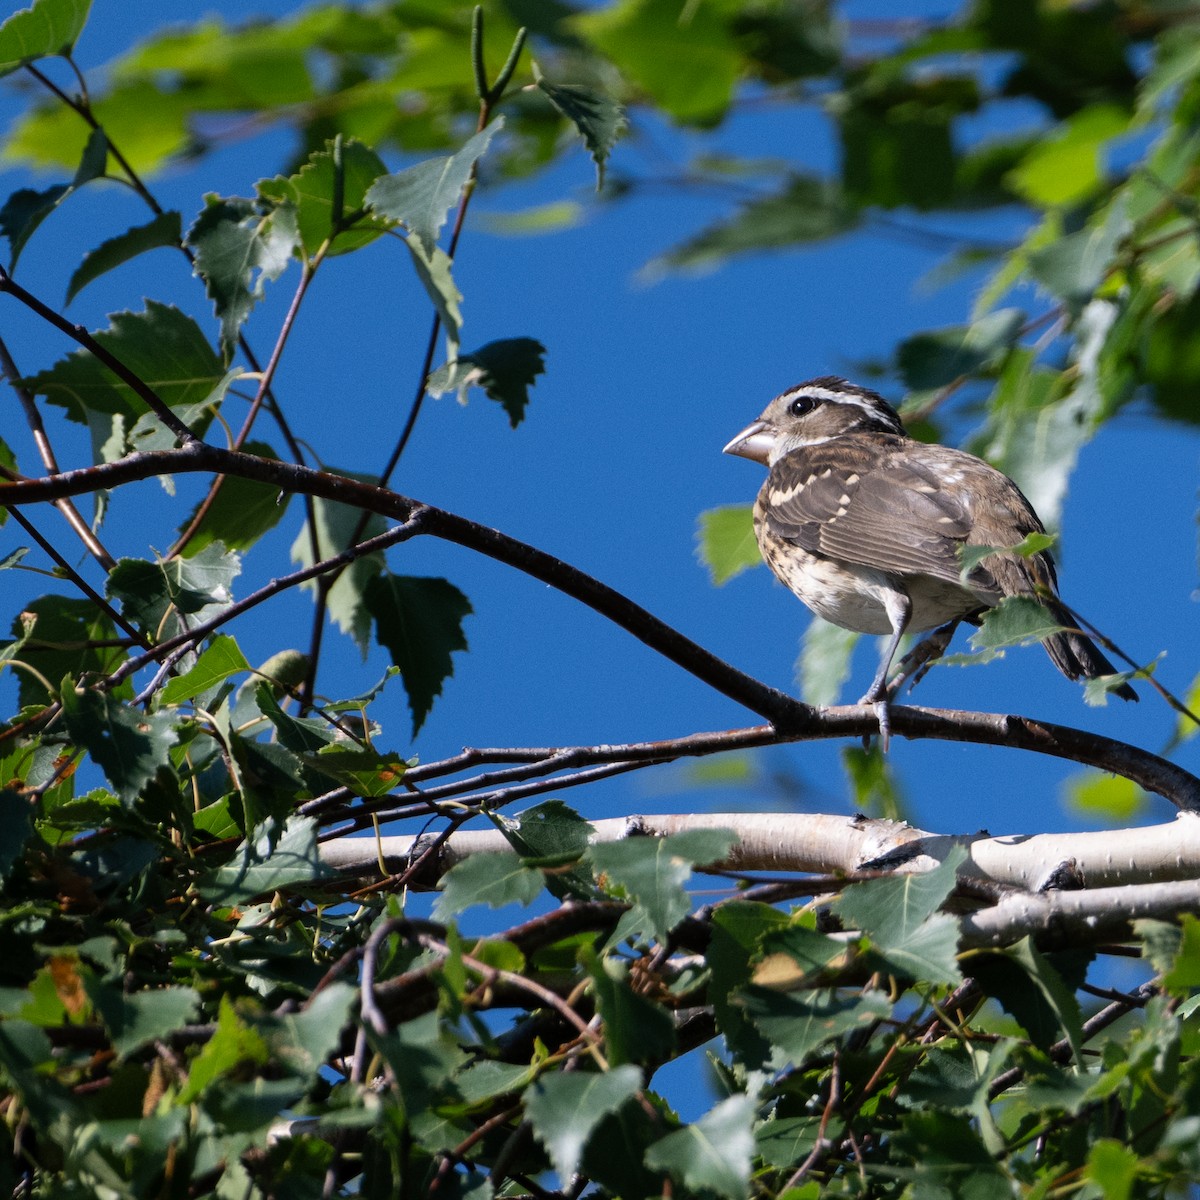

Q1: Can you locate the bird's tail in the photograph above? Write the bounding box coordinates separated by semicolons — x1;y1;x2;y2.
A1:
1040;599;1137;702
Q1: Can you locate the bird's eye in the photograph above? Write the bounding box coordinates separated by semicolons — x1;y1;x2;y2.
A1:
788;394;819;418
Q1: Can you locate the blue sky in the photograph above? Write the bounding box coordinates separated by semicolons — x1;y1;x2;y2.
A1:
1;0;1197;847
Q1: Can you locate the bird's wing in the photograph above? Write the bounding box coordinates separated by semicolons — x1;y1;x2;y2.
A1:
760;438;991;588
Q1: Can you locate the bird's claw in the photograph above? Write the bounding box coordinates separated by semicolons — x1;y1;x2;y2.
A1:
873;699;891;752
857;693;892;752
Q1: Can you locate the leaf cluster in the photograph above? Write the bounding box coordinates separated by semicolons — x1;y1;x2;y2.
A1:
0;0;1199;1196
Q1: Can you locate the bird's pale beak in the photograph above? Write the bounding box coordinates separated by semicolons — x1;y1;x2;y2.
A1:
723;419;774;463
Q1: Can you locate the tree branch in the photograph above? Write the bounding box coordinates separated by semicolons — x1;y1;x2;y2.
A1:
319;812;1200;892
2;446;1196;808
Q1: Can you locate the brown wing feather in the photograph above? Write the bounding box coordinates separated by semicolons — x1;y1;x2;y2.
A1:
760;436;984;588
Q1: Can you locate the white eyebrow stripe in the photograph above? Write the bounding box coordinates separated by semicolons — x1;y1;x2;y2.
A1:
775;385;904;430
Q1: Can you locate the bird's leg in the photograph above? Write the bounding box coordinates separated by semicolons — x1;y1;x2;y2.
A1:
887;618;962;699
860;590;911;751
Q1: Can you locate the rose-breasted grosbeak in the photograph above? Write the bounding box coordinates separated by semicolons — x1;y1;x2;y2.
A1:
724;377;1136;737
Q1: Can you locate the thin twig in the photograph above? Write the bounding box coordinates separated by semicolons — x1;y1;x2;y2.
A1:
0;266;196;443
0;334;116;570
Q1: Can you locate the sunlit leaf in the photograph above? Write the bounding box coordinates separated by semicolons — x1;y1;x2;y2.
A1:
159;635;250;706
645;1096;755;1200
0;0;92;77
197;816;331;906
696;504;760;586
186;194;299;357
365;122;501;254
575;0;738;125
527;1066;643;1181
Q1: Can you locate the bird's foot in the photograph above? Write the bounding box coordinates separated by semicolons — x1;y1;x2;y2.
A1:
887;619;961;699
858;691;892;752
873;699;891;752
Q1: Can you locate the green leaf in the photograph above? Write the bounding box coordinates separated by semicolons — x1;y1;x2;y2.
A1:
1141;288;1200;424
309;744;407;799
426;338;546;428
59;688;178;805
365;574;471;737
3;594;125;708
107;543;240;645
253;683;335;753
708;902;791;1063
526;1066;643;1180
1065;771;1146;822
588;829;736;943
756;921;859;991
842;743;905;819
177;995;269;1103
0;0;92;77
1155;914;1200;996
257;137;389;259
957;530;1056;581
197;816;332;906
970;596;1064;651
434;850;544;919
647;174;857;276
490;800;595;900
972;938;1086;1057
66;210;182;303
493;800;594;864
896;308;1024;391
644;1096;755;1200
4;80;188;177
1027;199;1129;311
839;77;970;210
24;301;226;463
186;194;299;358
576;0;738;125
1007;105;1129;208
798;618;858;706
1086;1139;1139;1200
838;846;963;932
696;504;760;586
268;983;355;1076
741;986;892;1064
0;127;107;269
404;235;463;358
482;200;584;236
534;68;626;188
365;122;501;255
972;351;1096;526
177;440;290;555
90;985;199;1058
834;848;965;984
1175;671;1200;745
585;951;675;1065
289;486;387;654
159;635;250;706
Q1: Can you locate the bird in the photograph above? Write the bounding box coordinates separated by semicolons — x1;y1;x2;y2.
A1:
723;376;1136;742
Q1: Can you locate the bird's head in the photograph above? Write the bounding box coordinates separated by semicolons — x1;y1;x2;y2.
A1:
723;376;907;465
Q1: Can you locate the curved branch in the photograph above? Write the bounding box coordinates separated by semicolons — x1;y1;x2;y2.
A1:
2;446;1196;808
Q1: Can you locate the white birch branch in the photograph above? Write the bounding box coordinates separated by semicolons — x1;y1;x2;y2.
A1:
320;810;1200;891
